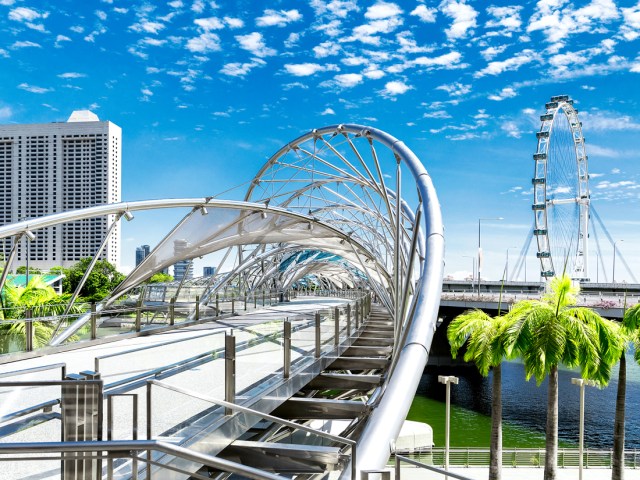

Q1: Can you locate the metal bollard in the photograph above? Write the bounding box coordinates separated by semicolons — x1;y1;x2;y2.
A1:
284;320;291;378
334;307;340;345
215;293;219;316
135;306;141;333
346;303;351;337
169;297;175;326
315;312;321;358
355;301;360;330
244;291;247;311
225;333;236;415
25;308;33;352
195;295;200;321
90;303;97;340
231;295;235;314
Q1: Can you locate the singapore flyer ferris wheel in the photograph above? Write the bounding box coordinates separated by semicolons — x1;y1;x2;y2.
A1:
532;95;590;281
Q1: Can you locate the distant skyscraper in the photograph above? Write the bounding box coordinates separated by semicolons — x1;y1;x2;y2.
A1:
136;245;150;266
203;266;216;277
0;110;121;269
173;239;193;282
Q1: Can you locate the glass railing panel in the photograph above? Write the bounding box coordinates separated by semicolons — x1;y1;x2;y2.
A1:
235;321;284;397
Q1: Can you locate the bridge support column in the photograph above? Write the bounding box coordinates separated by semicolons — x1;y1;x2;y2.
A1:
225;333;236;415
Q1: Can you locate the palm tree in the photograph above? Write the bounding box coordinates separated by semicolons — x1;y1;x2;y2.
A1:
612;302;640;480
448;309;510;480
506;275;623;480
0;276;80;352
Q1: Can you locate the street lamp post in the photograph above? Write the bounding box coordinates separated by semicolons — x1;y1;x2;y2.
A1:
572;377;596;480
438;375;459;474
613;240;624;284
477;217;504;295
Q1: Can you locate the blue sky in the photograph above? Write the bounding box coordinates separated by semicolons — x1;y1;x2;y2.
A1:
1;0;640;281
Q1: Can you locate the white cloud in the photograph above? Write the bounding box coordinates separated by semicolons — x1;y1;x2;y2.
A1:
502;120;522;138
314;41;341;58
474;49;537;77
256;9;302;27
315;19;343;37
334;73;363;88
0;0;15;5
284;32;301;48
384;80;412;95
486;5;522;32
224;16;244;28
310;0;359;19
11;40;41;49
95;10;107;21
365;1;403;20
0;48;8;58
186;32;221;53
440;0;478;40
480;45;508;61
220;59;266;77
58;72;86;79
436;82;471;96
284;63;337;76
363;65;385;79
411;4;436;23
410;51;463;70
191;0;205;13
130;20;165;34
236;32;276;57
142;37;167;47
488;87;517;101
621;4;640;41
140;87;153;101
0;106;12;119
321;107;336;115
8;6;49;31
18;83;51;94
70;26;84;33
194;17;224;30
581;111;640;131
612;168;621;174
587;144;620;158
348;16;403;44
423;110;452;119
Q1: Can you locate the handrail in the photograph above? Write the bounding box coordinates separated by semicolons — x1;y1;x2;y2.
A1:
395;454;475;480
0;439;284;480
149;379;357;478
0;362;66;379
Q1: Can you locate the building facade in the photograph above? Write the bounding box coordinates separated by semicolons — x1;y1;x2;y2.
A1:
136;245;150;266
203;266;216;277
173;239;193;282
0;111;121;269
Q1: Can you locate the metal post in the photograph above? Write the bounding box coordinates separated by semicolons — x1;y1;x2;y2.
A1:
135;305;141;333
90;303;97;340
225;333;236;415
334;307;340;345
169;297;175;326
195;295;200;321
315;312;321;358
25;308;33;352
346;303;351;337
284;320;291;379
215;293;219;316
572;378;596;480
438;375;459;474
231;295;235;314
244;291;247;311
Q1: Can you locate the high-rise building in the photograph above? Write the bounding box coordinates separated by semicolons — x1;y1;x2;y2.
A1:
203;266;216;277
0;110;122;269
136;245;150;266
173;239;193;282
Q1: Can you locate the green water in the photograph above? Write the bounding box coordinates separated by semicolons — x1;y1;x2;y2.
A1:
408;395;553;448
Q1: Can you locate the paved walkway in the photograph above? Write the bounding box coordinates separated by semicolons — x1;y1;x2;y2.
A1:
398;465;640;479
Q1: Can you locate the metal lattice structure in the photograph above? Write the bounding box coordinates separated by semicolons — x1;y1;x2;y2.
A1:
533;95;590;280
0;124;444;477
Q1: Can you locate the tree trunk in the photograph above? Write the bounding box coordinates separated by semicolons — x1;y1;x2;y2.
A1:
489;363;502;480
544;365;558;480
613;352;626;480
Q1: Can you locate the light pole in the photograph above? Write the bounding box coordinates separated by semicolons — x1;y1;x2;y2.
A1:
572;377;596;480
613;239;624;284
477;217;504;295
463;255;475;283
505;246;517;281
438;375;459;474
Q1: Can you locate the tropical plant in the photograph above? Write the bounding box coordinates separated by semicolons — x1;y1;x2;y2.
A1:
448;309;510;480
505;274;624;480
0;276;84;353
62;258;125;302
147;272;174;284
612;302;640;480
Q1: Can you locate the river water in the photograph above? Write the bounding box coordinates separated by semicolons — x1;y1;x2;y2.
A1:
409;352;640;449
